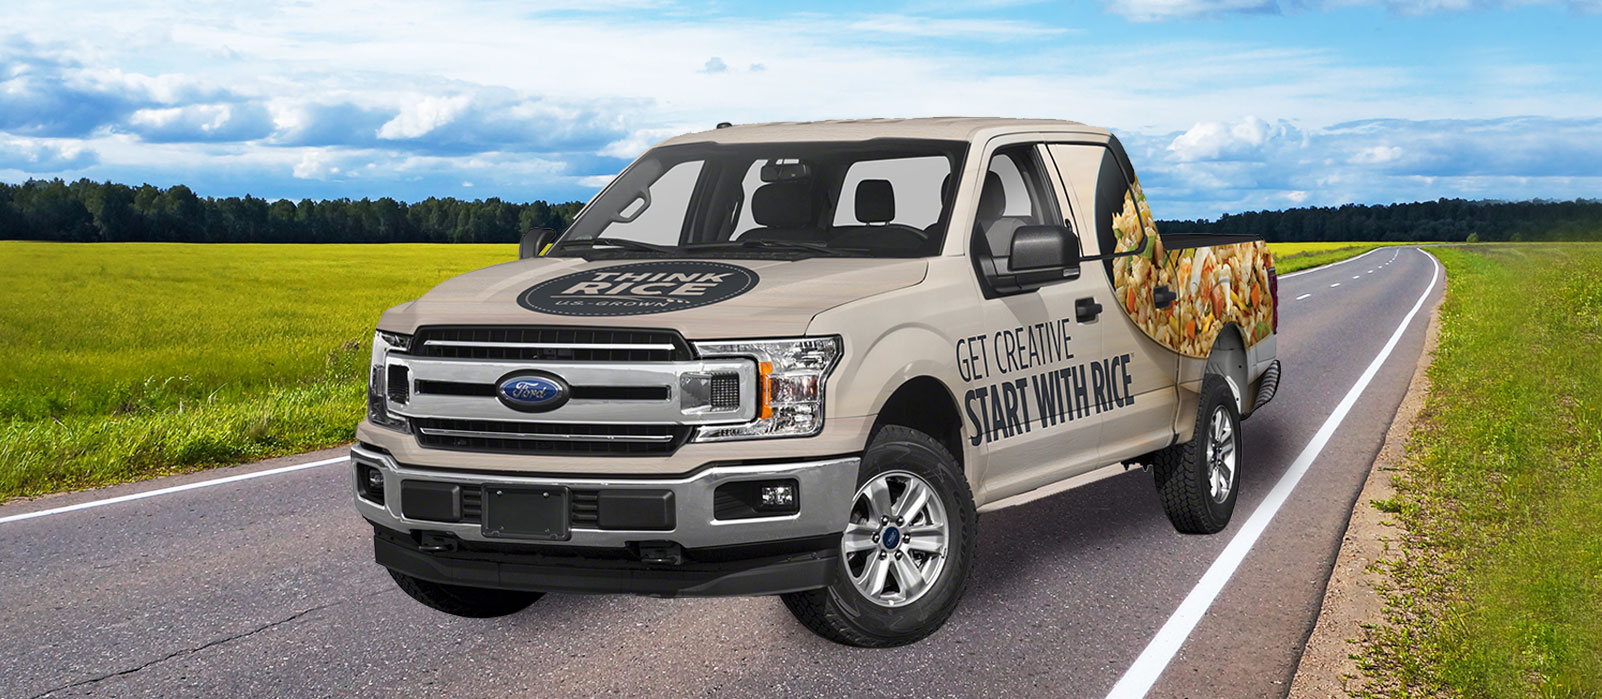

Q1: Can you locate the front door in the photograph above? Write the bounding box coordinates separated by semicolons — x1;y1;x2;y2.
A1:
956;143;1111;503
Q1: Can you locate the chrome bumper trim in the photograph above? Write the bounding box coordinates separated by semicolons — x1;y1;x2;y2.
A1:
350;444;859;549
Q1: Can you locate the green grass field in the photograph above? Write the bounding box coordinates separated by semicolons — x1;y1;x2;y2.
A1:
0;242;514;500
1358;244;1602;696
0;239;1390;502
1267;241;1421;274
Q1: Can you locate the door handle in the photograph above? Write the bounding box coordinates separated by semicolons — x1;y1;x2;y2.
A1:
1154;285;1177;309
1075;297;1102;322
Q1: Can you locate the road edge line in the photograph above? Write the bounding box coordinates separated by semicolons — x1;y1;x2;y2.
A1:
0;455;349;525
1280;246;1389;279
1105;247;1441;698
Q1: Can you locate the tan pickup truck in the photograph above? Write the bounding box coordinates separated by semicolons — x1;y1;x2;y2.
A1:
353;117;1282;647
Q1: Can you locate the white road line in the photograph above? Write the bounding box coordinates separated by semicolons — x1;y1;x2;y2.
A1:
1279;247;1386;279
1330;282;1341;287
1106;249;1440;698
1294;293;1311;301
0;455;349;525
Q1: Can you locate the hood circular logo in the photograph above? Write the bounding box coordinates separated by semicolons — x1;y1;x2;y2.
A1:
496;372;570;412
517;260;759;317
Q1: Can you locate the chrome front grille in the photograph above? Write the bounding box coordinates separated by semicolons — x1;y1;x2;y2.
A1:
412;326;692;362
388;326;756;457
413;418;689;456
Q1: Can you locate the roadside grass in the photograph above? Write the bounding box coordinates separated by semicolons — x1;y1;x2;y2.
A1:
0;242;514;500
1267;242;1421;274
1357;244;1602;697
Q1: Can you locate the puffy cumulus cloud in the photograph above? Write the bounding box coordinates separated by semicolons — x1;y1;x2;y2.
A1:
1167;117;1303;162
269;101;395;148
371;92;632;156
1125;115;1602;218
0;136;98;171
1106;0;1601;19
122;102;275;142
0;47;148;137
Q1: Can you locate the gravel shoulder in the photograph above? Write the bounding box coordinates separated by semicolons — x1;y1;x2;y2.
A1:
1288;269;1444;698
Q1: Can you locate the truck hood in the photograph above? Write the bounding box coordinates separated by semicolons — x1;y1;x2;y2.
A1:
378;256;929;339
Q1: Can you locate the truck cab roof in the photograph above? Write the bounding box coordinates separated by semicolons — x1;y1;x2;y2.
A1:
659;117;1110;147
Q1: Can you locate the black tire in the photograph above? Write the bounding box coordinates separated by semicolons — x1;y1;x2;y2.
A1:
1152;374;1241;534
388;570;543;618
780;425;978;647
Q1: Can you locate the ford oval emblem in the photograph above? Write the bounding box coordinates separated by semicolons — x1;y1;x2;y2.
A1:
496;373;570;412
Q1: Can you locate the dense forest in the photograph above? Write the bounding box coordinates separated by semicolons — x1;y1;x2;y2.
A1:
0;178;582;244
1;178;1598;244
1160;198;1602;242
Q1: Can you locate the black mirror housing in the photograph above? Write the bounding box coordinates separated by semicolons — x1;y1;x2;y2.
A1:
1008;225;1081;272
520;227;559;259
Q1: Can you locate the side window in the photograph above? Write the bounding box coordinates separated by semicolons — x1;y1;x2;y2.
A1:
1046;144;1103;256
591;160;704;245
831;155;951;229
975;147;1055;258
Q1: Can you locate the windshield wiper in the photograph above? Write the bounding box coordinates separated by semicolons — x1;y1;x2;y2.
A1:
554;237;679;254
684;239;868;257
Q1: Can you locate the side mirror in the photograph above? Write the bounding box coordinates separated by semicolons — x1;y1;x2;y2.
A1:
520;227;558;259
1008;225;1081;273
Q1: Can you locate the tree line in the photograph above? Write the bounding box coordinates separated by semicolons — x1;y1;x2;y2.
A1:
0;178;583;244
1159;198;1602;243
2;178;1598;244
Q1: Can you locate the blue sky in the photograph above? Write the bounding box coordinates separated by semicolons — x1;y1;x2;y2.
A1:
1;0;1598;219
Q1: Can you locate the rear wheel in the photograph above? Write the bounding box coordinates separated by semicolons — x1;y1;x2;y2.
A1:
781;425;977;647
388;570;543;618
1152;374;1241;534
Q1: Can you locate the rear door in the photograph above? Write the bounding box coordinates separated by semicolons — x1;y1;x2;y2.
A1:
1044;142;1181;462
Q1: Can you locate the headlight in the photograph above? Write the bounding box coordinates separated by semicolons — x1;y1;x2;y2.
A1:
367;330;412;433
690;336;841;441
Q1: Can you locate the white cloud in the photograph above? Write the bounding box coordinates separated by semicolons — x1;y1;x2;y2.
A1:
700;57;728;74
377;95;473;140
1167;117;1302;162
1350;145;1403;164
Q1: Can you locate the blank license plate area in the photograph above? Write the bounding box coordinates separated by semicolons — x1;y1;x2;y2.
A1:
483;487;569;540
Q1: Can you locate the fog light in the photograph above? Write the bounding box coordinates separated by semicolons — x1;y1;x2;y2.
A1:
761;484;795;508
357;464;385;504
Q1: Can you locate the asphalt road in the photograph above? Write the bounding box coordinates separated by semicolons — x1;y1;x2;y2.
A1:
0;246;1443;698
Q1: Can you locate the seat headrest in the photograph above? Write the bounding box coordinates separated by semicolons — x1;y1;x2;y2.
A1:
978;171;1006;220
751;182;811;228
854;179;895;224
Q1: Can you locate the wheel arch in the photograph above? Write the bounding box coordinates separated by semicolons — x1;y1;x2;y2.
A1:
1204;323;1249;414
870;376;967;477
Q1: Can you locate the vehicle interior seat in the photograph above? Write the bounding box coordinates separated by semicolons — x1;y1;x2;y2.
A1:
976;171;1028;269
829;179;924;253
737;181;823;242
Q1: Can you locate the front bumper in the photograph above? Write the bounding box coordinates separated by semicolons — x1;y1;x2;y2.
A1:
351;444;859;596
373;524;840;597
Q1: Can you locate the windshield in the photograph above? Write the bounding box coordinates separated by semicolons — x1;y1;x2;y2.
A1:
556;139;967;259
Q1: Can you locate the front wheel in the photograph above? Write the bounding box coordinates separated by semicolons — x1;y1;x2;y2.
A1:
781;425;977;647
1152;374;1241;534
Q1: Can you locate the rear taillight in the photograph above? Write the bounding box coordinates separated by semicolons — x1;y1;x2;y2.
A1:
1267;266;1279;334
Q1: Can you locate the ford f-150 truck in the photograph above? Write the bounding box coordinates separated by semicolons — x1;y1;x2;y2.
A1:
353;117;1281;647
